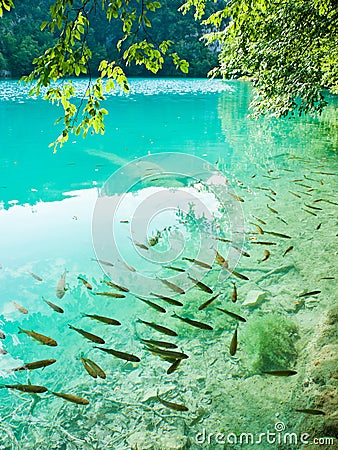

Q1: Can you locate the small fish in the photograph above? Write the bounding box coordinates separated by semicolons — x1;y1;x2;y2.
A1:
231;283;237;303
311;171;335;175
56;270;67;299
214;250;228;268
167;359;181;374
298;290;321;298
132;239;149;251
229;193;244;202
231;245;250;257
253;216;266;225
182;257;212;269
52;392;89;405
94;292;126;298
216;307;247;323
91;258;114;268
150;292;183;307
289;191;301;198
137;319;178;337
296;183;312;189
229;328;238;356
277;216;288;225
304;203;322;211
120;260;136;272
94;346;140;362
11;301;28;314
255;187;270;192
120;220;129;223
250;241;277;245
316;276;334;280
252;223;264;234
144;346;189;360
82;313;121;326
264;231;292;239
283;246;294;257
270;189;277;195
187;274;213;294
81;358;106;379
267;204;278;214
164;266;186;273
78;276;93;290
102;280;129;292
0;331;5;339
158;278;185;295
172;313;213;330
228;269;249;281
313;198;338;205
27;271;43;282
18;328;58;346
157;391;188;411
139;338;178;349
262;175;280;180
304;175;318;182
316;223;322;230
68;324;105;344
292;179;303;182
134;296;166;313
43;298;64;314
262;370;297;377
1;384;48;393
261;250;270;262
80;358;97;379
13;359;56;372
302;208;317;216
213;237;232;243
266;195;276;202
198;293;220;311
295;408;326;415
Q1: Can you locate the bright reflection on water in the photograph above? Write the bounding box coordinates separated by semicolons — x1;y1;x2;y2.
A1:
0;79;337;449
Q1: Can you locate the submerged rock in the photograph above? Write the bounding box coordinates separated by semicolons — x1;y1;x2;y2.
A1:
293;304;338;448
242;289;267;307
127;431;188;450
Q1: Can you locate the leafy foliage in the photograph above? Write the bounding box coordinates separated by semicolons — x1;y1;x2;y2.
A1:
183;0;338;117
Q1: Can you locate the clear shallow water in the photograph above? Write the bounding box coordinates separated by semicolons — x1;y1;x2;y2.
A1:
0;79;337;449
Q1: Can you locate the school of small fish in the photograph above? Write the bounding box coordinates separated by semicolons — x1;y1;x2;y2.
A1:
0;158;335;417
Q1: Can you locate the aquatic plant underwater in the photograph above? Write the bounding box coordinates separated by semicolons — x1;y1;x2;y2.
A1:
0;80;337;449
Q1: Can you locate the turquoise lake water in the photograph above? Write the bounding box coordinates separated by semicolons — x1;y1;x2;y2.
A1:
0;79;337;449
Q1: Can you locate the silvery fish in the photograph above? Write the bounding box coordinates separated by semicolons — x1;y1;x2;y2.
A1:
1;384;48;393
18;327;57;346
68;324;105;344
56;270;67;299
157;391;188;411
229;328;238;356
52;391;89;405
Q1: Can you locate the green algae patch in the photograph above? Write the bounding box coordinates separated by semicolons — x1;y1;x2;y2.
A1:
243;313;298;372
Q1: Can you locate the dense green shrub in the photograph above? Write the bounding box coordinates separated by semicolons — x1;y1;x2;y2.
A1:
243;313;298;372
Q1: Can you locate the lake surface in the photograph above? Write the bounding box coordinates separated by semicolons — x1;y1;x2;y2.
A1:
0;78;337;449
